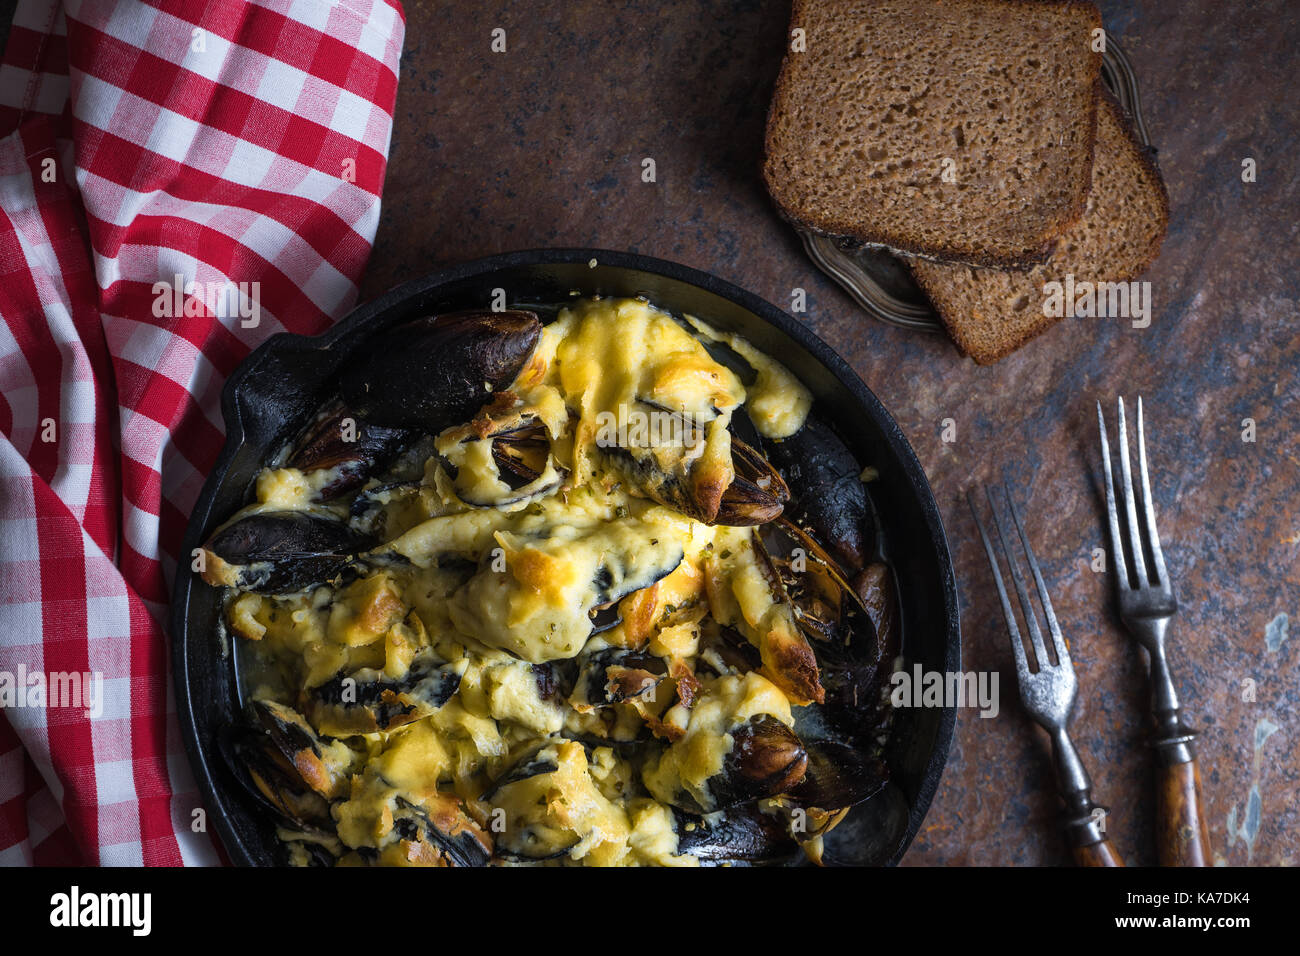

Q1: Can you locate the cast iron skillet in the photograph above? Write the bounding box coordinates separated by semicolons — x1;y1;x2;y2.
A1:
170;248;959;866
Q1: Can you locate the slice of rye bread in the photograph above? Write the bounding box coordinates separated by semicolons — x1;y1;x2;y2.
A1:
908;92;1169;364
763;0;1104;268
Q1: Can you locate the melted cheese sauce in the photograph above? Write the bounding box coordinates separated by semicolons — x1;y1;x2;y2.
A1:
556;298;744;490
222;297;819;866
642;672;794;811
685;316;812;440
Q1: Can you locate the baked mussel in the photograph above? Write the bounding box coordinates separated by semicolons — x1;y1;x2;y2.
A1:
199;296;899;866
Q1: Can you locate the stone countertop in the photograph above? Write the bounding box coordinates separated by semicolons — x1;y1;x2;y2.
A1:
362;0;1299;865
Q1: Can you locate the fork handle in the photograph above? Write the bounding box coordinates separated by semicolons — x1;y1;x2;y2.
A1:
1148;642;1211;866
1155;751;1211;866
1052;729;1126;866
1073;838;1125;867
1062;799;1126;866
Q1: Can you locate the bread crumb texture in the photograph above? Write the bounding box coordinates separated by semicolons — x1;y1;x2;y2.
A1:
763;0;1104;267
909;93;1169;363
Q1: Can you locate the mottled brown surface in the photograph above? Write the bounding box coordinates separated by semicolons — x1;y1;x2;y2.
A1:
364;0;1299;865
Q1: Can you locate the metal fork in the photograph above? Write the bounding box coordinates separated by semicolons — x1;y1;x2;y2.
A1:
968;486;1124;866
1097;397;1211;866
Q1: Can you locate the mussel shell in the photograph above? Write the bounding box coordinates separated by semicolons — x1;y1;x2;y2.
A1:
673;804;798;864
346;479;425;540
754;517;865;646
348;479;423;518
303;653;463;735
339;310;541;432
286;400;413;500
714;714;809;806
250;698;355;800
219;726;331;826
597;429;788;527
787;740;888;812
697;624;763;677
598;444;712;523
438;403;567;508
478;745;582;862
590;543;685;611
493;844;579;864
817;660;886;749
392;796;492;867
814;564;900;748
714;437;791;526
219;698;360;832
298;843;338;866
455;463;566;509
492;433;550;487
760;417;872;570
252;698;319;757
587;604;622;635
663;714;809;815
444;401;552;491
479;752;560;802
574;648;667;708
854;562;898;655
278;828;343;867
204;511;371;594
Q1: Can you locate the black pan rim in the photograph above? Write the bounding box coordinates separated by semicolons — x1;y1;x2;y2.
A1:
170;247;960;867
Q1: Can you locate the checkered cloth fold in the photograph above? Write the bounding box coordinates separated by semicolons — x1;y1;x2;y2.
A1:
0;0;405;865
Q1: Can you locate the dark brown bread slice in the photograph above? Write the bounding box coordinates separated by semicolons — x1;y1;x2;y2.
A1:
763;0;1103;268
909;92;1169;363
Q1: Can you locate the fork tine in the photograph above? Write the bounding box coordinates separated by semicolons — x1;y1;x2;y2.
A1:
1005;486;1070;667
967;489;1031;685
986;485;1052;672
1096;402;1131;590
1136;397;1169;586
1116;398;1150;588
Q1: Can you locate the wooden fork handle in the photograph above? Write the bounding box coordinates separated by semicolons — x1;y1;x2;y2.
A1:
1061;796;1125;866
1073;838;1125;867
1156;755;1211;866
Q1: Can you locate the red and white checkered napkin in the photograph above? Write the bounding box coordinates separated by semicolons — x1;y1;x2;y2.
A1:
0;0;405;865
